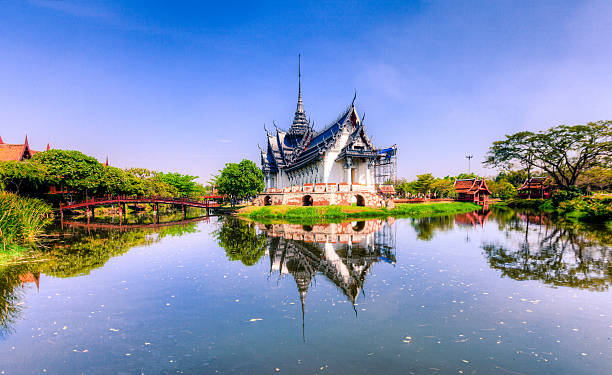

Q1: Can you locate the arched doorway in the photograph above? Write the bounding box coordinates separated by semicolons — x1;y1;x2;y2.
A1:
355;194;365;207
302;195;313;206
264;196;272;206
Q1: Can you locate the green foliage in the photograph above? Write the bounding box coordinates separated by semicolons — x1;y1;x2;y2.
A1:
484;121;612;190
455;173;478;180
557;197;612;221
33;150;103;195
124;168;177;197
551;187;582;207
0;161;48;195
156;172;204;198
95;166;133;196
412;173;436;195
487;179;517;199
577;166;612;192
430;178;455;198
495;170;528;188
391;202;480;217
245;202;480;222
0;192;51;251
213;217;266;266
216;159;264;205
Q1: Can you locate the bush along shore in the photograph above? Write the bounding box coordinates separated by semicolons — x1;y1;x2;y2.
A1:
495;195;612;223
239;202;480;222
0;192;52;256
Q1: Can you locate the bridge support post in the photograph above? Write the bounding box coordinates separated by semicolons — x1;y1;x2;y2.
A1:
182;204;186;220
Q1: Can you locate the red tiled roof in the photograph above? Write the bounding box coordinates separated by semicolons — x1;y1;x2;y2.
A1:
454;179;492;195
518;177;550;190
0;144;28;161
454;179;475;193
0;137;41;161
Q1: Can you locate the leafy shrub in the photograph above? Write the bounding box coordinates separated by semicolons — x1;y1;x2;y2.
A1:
0;192;52;250
551;188;582;207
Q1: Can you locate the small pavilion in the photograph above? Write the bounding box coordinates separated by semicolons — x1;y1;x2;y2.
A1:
454;178;492;204
517;177;551;199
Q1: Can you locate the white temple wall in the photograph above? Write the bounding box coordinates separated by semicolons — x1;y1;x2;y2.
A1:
322;128;351;184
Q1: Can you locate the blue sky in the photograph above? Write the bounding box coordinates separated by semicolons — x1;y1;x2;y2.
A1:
2;0;612;182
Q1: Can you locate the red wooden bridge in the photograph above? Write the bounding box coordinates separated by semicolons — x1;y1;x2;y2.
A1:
58;195;222;217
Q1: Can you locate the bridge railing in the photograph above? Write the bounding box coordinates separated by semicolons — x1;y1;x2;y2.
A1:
59;195;221;209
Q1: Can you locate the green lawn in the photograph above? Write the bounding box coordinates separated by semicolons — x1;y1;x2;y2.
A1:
239;202;480;222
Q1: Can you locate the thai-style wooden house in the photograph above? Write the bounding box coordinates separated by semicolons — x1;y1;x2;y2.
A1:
0;135;46;161
453;178;492;204
517;177;551;199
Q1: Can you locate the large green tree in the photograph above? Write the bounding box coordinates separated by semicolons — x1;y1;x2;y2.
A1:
156;172;204;198
412;173;436;195
484;121;612;190
216;159;264;205
32;150;103;197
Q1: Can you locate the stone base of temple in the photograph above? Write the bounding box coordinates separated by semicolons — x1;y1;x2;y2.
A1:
253;183;393;208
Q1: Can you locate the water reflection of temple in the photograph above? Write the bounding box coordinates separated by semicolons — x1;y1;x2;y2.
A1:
454;209;491;228
258;220;396;317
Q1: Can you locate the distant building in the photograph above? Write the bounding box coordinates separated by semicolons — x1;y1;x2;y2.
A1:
517;177;551;199
454;178;492;204
0;135;49;162
255;59;395;207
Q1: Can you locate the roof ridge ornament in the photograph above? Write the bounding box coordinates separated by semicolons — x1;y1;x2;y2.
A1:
352;90;357;107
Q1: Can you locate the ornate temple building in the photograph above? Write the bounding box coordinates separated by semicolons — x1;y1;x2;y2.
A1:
255;59;396;207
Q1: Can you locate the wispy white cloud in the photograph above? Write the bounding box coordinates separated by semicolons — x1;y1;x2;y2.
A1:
28;0;115;21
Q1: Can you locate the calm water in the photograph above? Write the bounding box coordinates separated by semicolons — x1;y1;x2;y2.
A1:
1;210;611;374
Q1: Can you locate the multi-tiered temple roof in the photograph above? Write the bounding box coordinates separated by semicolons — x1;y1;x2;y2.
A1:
260;60;378;175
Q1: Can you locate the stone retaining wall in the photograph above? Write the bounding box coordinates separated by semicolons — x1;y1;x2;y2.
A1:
253;184;394;208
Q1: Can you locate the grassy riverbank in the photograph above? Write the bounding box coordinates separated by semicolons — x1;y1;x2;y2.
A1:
0;192;52;255
239;202;480;222
495;196;612;224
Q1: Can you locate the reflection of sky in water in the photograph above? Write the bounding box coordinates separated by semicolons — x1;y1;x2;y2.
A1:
0;212;611;374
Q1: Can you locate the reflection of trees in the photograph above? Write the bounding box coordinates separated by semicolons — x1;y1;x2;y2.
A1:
0;265;37;337
410;215;456;241
213;217;266;266
0;220;201;336
43;223;198;278
483;214;612;291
